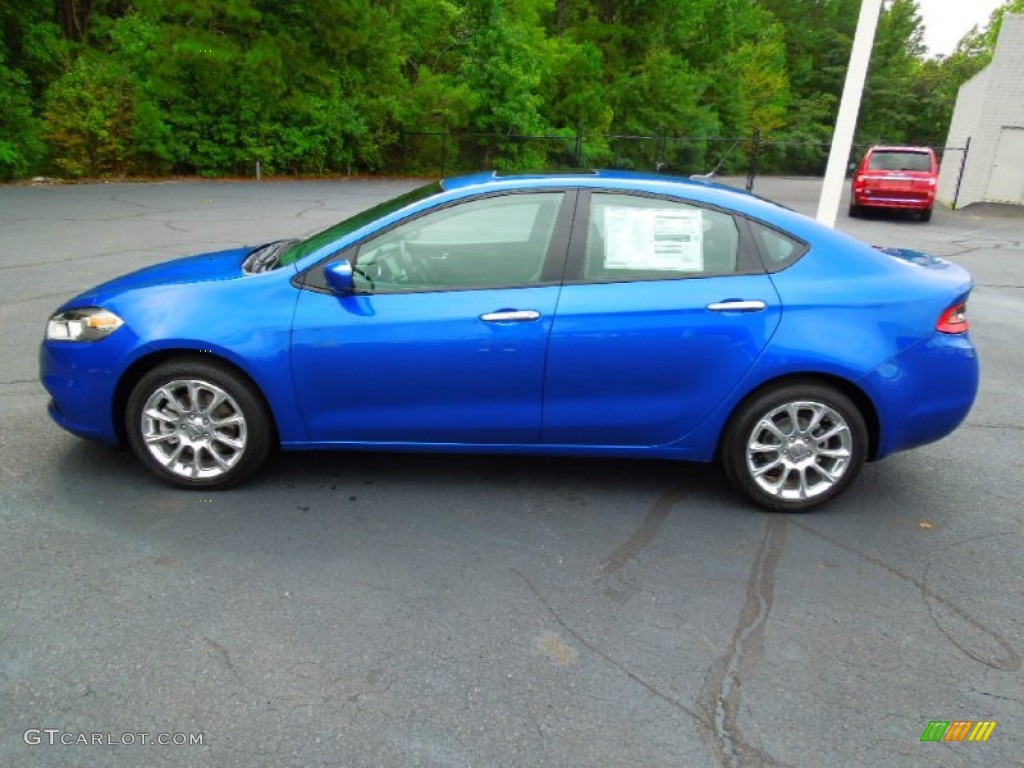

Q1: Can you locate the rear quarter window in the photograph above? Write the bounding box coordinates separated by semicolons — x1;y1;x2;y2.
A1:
747;220;808;272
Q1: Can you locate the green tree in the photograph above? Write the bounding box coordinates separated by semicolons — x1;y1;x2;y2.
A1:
902;0;1024;150
2;0;1002;180
459;0;548;135
0;51;44;179
950;0;1024;69
858;0;927;145
43;52;140;176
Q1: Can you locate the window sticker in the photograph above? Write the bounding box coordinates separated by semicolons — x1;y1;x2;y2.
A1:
603;207;704;271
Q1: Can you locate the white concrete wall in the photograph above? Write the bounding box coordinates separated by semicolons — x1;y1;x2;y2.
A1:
938;70;986;205
940;14;1024;208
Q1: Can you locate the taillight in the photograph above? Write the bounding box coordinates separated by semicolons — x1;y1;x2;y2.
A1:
937;302;969;334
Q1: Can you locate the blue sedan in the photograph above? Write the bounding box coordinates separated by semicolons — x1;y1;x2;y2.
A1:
40;172;978;511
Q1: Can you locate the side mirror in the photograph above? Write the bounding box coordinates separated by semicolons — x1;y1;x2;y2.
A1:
324;260;355;294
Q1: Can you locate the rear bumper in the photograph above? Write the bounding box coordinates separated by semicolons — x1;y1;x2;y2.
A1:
853;192;934;211
863;332;978;460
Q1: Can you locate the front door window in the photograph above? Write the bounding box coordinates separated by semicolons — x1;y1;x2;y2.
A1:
353;193;565;292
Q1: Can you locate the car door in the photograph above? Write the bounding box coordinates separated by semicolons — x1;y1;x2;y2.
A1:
291;190;574;444
542;190;782;446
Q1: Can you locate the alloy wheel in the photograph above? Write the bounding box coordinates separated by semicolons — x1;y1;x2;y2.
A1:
745;400;853;502
140;378;249;481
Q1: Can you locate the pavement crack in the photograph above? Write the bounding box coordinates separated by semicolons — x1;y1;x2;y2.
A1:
920;530;1023;671
596;485;687;580
791;521;1021;672
110;192;151;210
513;568;709;729
699;517;789;768
203;637;243;683
344;680;394;708
296;200;328;219
2;289;84;307
967;687;1024;705
963;422;1024;431
158;219;193;233
0;247;149;272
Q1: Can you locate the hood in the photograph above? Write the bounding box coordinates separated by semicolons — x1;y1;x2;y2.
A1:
63;246;254;309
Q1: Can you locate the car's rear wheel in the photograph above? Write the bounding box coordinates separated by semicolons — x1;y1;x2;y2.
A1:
848;203;861;218
721;382;867;512
919;207;933;222
126;359;273;489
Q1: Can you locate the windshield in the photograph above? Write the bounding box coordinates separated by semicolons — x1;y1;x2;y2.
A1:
277;181;444;267
867;151;932;172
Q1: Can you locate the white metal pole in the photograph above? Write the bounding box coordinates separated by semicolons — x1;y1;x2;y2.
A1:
816;0;884;227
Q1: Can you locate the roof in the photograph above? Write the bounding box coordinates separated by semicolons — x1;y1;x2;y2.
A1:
866;146;935;153
440;168;757;203
436;169;808;226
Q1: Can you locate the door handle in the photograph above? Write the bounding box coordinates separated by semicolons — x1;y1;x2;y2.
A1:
706;300;767;312
480;310;541;322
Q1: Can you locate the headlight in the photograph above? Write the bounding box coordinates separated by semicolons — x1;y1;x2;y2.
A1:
46;308;124;341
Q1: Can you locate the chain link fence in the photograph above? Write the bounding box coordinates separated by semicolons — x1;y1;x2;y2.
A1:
390;130;970;199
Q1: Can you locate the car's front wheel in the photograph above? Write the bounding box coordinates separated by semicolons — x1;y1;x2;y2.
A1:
126;358;273;489
721;382;868;512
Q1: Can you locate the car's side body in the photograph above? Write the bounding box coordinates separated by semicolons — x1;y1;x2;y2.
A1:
40;172;978;508
850;145;939;219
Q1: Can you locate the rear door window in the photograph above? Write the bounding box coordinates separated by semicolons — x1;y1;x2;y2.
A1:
580;193;745;281
867;151;933;172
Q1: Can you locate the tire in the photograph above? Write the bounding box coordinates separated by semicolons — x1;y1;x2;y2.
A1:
919;207;932;222
720;382;868;512
848;203;860;218
126;358;273;489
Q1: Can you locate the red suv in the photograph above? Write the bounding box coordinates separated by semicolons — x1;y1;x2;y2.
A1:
849;146;938;221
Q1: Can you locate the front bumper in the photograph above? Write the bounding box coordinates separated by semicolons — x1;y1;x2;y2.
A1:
39;333;142;447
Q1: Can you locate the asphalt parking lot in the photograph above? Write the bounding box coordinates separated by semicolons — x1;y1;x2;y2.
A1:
1;176;1021;768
